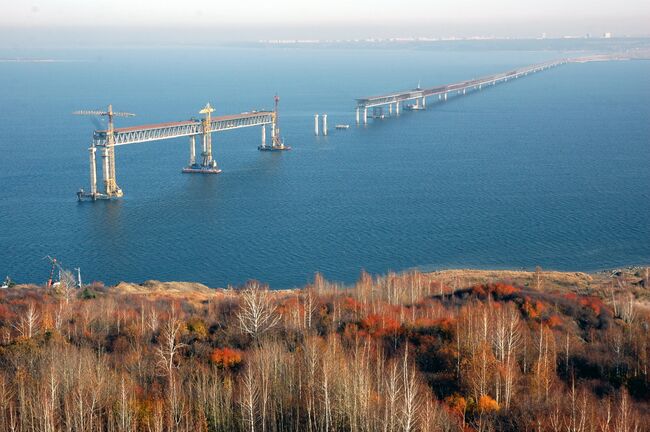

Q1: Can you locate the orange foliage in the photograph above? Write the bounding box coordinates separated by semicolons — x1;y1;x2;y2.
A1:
471;283;520;299
413;317;456;333
359;314;401;338
578;296;604;316
544;315;563;329
445;394;467;417
478;395;499;412
341;296;364;313
563;293;606;316
521;297;545;319
210;347;243;369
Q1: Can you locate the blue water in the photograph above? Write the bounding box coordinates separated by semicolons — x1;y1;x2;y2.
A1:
0;47;649;288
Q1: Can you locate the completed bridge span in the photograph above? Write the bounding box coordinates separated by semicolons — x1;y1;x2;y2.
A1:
355;58;569;123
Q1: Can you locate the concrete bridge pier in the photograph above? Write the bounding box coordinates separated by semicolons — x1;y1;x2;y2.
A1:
363;107;368;124
88;145;97;197
189;135;196;166
261;125;266;147
422;97;426;108
322;114;328;136
314;114;319;135
389;103;393;115
356;108;360;125
395;103;400;115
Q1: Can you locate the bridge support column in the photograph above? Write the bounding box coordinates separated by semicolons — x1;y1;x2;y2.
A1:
422;97;426;108
89;145;97;197
363;107;368;124
389;104;393;115
463;88;466;95
261;125;266;148
201;131;217;169
189;135;196;166
101;146;110;195
322;114;328;136
444;93;448;101
314;114;319;135
395;103;400;115
438;94;441;100
356;107;360;125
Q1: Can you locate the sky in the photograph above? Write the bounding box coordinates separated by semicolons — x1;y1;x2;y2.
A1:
0;0;648;46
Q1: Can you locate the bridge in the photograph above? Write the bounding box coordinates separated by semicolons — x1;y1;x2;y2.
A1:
355;58;570;123
76;96;288;200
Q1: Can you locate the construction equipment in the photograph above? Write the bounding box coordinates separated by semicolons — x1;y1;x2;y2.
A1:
44;255;78;290
74;267;83;288
45;255;58;289
74;105;135;199
259;95;290;151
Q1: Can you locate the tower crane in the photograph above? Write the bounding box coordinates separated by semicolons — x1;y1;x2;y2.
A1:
272;95;284;148
73;105;135;199
259;95;290;151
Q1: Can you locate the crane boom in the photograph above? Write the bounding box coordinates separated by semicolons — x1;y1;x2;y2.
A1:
73;110;135;117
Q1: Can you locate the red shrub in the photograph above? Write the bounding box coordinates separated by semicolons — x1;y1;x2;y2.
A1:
359;314;401;338
210;347;243;369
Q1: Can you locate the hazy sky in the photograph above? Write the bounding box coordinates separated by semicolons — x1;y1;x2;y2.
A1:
1;0;648;44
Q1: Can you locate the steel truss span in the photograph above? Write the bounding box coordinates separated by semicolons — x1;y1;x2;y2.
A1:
92;112;275;147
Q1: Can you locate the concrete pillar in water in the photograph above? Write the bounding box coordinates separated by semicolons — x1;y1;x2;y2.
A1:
363;107;368;124
261;125;266;147
356;108;360;125
389;103;393;115
101;147;109;194
322;114;328;136
189;135;196;165
314;114;319;135
89;145;97;196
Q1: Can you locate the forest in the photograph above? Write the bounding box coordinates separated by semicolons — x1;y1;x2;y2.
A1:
0;268;648;431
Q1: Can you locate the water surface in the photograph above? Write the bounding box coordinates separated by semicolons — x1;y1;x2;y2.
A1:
0;47;648;287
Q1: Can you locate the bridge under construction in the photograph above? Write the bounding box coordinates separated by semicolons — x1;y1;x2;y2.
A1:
355;59;569;123
74;56;608;201
75;96;288;200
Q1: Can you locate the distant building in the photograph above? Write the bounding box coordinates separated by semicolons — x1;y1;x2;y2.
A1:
603;32;612;39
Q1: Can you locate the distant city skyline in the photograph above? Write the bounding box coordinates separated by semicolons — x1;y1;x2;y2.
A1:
0;0;648;47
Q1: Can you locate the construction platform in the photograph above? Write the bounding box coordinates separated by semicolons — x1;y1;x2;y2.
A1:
181;166;222;174
258;144;291;151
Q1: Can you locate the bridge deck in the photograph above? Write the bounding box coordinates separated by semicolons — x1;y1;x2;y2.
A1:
356;59;567;107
